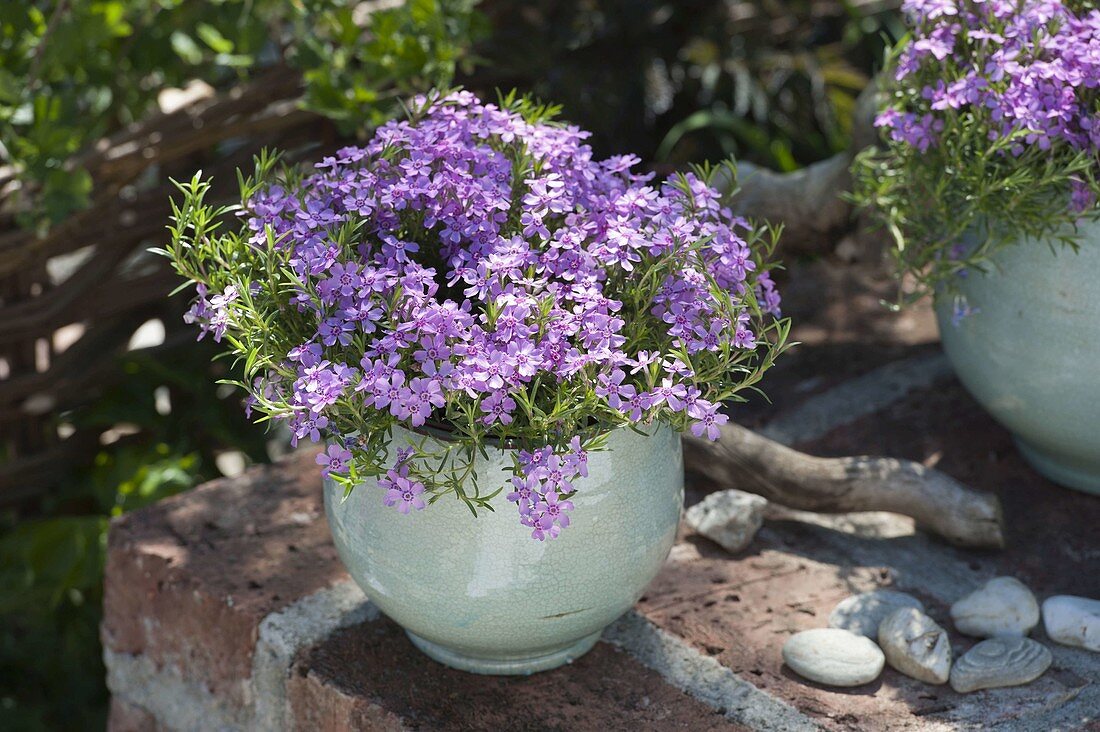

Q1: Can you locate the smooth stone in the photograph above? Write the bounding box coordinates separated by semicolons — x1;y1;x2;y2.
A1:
828;590;926;638
685;489;767;554
949;637;1052;693
950;577;1040;638
1042;595;1100;652
782;628;885;687
878;607;952;684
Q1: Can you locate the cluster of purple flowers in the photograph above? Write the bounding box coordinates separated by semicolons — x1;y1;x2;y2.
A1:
878;0;1100;210
183;92;782;540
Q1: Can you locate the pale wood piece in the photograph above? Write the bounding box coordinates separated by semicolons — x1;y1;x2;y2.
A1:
682;421;1006;549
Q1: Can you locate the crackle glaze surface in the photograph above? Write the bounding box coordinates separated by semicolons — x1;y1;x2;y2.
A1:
935;218;1100;494
323;424;684;674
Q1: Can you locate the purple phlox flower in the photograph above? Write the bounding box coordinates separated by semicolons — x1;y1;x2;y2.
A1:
289;342;324;368
291;412;329;446
193;284;238;342
690;320;726;352
506;475;539;513
414;333;452;365
481;390;517;425
319;262;362;300
343;185;376;217
1070;179;1097;213
688;399;729;440
620;387;651;422
371;369;407;410
650;378;689;411
405;377;445;427
381;471;427;514
733;312;757;349
628;350;660;374
526;489;574;541
319;317;355;347
598;369;640;414
316;444;352;477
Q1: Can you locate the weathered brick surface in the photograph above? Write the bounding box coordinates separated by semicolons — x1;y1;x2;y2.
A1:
286;665;406;732
643;373;1100;729
108;697;162;732
101;449;342;707
289;618;747;732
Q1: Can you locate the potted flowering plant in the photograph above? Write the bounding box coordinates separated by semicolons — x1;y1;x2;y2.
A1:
163;91;788;674
854;0;1100;494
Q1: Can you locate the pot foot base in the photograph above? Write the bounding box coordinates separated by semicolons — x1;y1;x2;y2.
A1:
405;629;603;675
1015;438;1100;496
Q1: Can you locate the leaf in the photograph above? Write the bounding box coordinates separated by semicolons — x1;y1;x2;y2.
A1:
170;31;203;65
196;23;234;54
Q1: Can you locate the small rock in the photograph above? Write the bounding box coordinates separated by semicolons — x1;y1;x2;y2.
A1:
829;590;925;638
878;607;952;684
949;637;1052;693
782;628;885;687
1042;595;1100;652
950;577;1039;638
685;489;767;554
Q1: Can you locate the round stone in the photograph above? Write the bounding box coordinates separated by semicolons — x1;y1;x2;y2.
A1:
828;590;926;638
878;607;952;684
950;577;1039;638
949;637;1052;694
1042;595;1100;652
782;628;885;687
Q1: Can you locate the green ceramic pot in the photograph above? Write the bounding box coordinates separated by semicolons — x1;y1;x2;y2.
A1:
323;423;684;675
934;218;1100;495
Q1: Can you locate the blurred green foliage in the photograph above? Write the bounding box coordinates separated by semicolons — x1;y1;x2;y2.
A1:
1;2;482;729
0;342;272;730
0;0;483;231
471;0;902;170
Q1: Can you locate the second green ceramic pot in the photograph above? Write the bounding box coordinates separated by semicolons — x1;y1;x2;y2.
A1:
935;218;1100;495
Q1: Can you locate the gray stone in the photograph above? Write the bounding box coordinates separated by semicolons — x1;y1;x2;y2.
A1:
1042;595;1100;652
828;590;925;638
685;489;767;554
782;628;885;687
949;637;1052;694
877;607;951;684
950;577;1040;638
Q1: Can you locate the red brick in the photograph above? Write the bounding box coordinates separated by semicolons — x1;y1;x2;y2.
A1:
101;448;344;704
289;617;748;732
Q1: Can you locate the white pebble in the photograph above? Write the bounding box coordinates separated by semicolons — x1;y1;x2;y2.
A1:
782;628;885;687
950;577;1039;638
1042;595;1100;652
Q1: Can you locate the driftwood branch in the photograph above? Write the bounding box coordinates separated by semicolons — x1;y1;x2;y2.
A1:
683;421;1005;549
